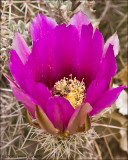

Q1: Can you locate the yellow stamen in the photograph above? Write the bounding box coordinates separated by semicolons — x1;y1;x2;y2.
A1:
53;75;86;109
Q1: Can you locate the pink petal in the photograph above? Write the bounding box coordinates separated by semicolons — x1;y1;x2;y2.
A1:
90;85;125;116
28;12;57;88
68;10;90;36
9;49;51;109
28;23;79;89
4;74;37;118
104;33;119;56
46;96;75;132
26;30;57;89
67;103;92;134
9;50;27;90
13;32;31;64
89;28;104;84
85;79;109;106
30;13;57;41
25;77;51;112
9;50;37;93
77;26;104;87
54;23;79;80
98;44;117;82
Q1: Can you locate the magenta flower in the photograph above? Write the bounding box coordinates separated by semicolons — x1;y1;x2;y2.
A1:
5;11;125;136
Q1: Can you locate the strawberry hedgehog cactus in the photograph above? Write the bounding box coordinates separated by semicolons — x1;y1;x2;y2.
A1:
4;11;125;159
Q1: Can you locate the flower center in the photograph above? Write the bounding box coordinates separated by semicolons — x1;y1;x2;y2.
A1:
52;75;86;109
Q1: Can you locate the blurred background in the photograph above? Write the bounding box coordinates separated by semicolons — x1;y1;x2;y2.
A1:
1;0;128;159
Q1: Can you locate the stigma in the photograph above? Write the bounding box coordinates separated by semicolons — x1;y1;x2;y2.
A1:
52;75;86;109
